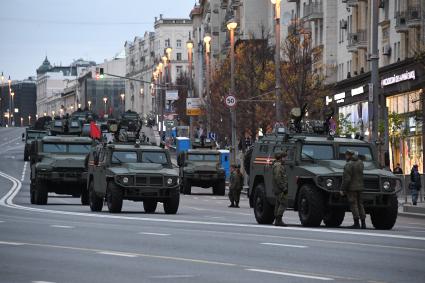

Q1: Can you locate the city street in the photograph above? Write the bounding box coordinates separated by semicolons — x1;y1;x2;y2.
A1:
0;127;424;283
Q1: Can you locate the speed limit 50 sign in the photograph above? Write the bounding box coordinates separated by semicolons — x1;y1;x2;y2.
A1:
225;95;237;108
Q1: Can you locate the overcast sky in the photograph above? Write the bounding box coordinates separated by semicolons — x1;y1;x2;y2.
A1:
0;0;195;80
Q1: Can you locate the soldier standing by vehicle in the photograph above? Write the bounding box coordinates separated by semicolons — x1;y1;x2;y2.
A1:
228;164;243;207
340;149;366;229
272;152;288;226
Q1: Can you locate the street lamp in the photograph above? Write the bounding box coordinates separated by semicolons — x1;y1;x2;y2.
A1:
120;93;125;113
28;115;31;126
51;110;55;116
227;18;238;164
8;76;11;126
43;112;47;117
78;103;81;109
88;100;92;111
204;34;212;133
20;117;23;127
103;97;108;117
10;91;15;126
271;0;283;122
186;38;194;138
0;72;3;126
166;47;172;60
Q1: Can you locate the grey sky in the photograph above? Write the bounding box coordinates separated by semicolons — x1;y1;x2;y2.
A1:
0;0;195;80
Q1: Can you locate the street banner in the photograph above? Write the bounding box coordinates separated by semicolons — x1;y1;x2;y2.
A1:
166;90;179;101
186;98;202;116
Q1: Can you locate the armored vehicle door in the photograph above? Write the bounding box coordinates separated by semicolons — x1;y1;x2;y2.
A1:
258;144;274;198
93;146;107;194
273;144;296;205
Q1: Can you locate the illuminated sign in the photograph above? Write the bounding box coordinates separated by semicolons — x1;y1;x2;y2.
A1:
351;86;364;96
325;96;333;105
381;70;416;87
334;92;345;100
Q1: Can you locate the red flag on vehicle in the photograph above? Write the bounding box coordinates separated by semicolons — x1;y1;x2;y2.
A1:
90;121;101;139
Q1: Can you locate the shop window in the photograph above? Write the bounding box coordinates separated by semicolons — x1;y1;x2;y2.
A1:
408;90;421;112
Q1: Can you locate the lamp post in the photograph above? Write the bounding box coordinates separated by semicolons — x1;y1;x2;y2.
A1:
203;34;212;134
157;63;164;138
120;93;125;113
11;91;15;126
20;117;23;127
8;76;11;127
186;38;194;138
227;18;238;164
271;0;283;123
88;100;92;111
103;97;107;117
28;115;31;126
0;72;3;126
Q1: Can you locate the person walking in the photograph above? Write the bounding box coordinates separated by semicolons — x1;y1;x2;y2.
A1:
272;152;288;227
410;164;422;206
393;163;403;175
340;149;366;229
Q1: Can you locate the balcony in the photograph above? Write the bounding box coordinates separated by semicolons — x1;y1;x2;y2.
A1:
288;19;311;36
407;5;421;27
304;2;323;20
395;11;408;33
347;30;367;52
346;0;367;7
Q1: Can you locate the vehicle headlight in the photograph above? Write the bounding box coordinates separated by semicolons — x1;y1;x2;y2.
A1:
326;178;334;188
122;177;129;184
383;181;391;191
167;178;173;185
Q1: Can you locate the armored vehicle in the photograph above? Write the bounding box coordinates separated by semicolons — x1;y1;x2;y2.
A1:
87;142;180;214
29;136;93;205
246;128;401;230
177;149;226;195
23;129;47;161
49;117;83;136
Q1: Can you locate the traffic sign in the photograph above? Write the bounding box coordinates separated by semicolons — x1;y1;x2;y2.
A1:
225;95;237;108
165;120;177;128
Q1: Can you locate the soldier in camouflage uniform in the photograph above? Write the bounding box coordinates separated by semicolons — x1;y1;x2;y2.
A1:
228;164;243;207
340;149;366;229
272;152;288;226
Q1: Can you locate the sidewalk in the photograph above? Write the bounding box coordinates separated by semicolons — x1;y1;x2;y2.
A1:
398;198;425;219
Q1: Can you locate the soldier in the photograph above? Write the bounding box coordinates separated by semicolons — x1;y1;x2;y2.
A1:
272;151;288;226
228;164;243;207
340;149;366;229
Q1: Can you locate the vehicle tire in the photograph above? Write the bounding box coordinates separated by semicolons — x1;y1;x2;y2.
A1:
183;179;191;195
370;194;398;230
106;182;123;213
34;179;48;205
323;208;345;227
24;153;29;161
244;146;253;176
143;200;157;213
297;184;324;227
81;188;89;205
89;181;103;212
215;180;226;196
163;193;180;214
253;183;274;225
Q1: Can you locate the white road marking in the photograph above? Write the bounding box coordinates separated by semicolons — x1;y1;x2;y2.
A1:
0;220;4;223
0;240;25;246
97;251;138;258
139;232;170;236
246;269;334;281
261;242;308;249
1;170;425;243
193;197;199;200
20;161;27;182
150;275;195;279
32;281;56;283
50;225;74;229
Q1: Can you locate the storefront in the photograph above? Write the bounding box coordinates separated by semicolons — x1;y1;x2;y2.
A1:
330;59;425;173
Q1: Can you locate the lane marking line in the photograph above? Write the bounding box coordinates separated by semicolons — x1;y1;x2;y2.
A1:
150;275;195;279
50;225;74;229
32;281;56;283
20;161;27;182
246;269;334;281
0;241;25;246
139;232;170;236
261;242;308;249
97;251;138;258
1;170;425;243
0;220;4;223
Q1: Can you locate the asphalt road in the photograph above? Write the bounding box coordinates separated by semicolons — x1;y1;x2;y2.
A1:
0;127;424;283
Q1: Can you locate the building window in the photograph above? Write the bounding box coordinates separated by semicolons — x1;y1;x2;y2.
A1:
176;53;182;61
176;66;182;75
165;39;170;48
176;39;182;48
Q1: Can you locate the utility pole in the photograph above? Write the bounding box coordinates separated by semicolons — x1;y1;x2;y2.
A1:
272;0;283;123
227;19;238;164
369;0;380;146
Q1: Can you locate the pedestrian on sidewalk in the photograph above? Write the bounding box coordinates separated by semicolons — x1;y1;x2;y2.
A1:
272;152;288;227
393;163;403;175
409;164;422;206
228;164;243;208
340;149;366;229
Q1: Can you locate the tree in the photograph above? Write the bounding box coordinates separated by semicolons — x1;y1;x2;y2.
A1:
173;73;190;126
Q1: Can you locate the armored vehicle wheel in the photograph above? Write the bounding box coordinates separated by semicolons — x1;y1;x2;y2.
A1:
89;181;103;212
213;180;226;196
370;195;398;230
323;208;345;227
106;182;123;213
298;185;324;227
24;153;29;161
143;200;157;213
163;193;180;214
81;189;89;206
34;179;48;205
30;183;36;204
253;183;274;224
183;179;191;195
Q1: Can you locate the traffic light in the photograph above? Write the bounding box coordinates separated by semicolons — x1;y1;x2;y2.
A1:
99;68;104;79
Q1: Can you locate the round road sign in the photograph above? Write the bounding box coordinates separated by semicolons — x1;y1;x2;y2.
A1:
225;95;237;108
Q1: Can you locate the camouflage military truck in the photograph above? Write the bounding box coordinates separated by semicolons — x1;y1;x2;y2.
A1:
49;117;83;136
177;149;226;195
246;128;401;230
86;142;180;214
29;136;93;205
23;129;47;161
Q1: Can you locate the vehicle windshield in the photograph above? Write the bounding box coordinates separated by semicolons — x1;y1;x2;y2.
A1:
338;145;373;161
188;154;219;162
301;144;334;160
112;151;137;164
141;151;168;165
43;143;91;154
27;132;46;140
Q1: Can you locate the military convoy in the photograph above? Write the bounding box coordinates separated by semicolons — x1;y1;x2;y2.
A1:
24;129;47;161
245;126;401;230
86;142;180;214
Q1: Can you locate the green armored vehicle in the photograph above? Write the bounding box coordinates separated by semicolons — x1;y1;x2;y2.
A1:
23;129;47;161
246;127;401;230
86;142;180;214
177;149;226;195
49;118;83;136
29;136;93;205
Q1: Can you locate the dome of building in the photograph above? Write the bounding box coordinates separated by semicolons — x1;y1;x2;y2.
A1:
36;56;52;74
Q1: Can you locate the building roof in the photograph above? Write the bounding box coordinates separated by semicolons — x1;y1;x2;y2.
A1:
36;56;53;75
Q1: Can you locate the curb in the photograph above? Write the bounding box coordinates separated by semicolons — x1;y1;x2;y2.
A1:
398;212;425;219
